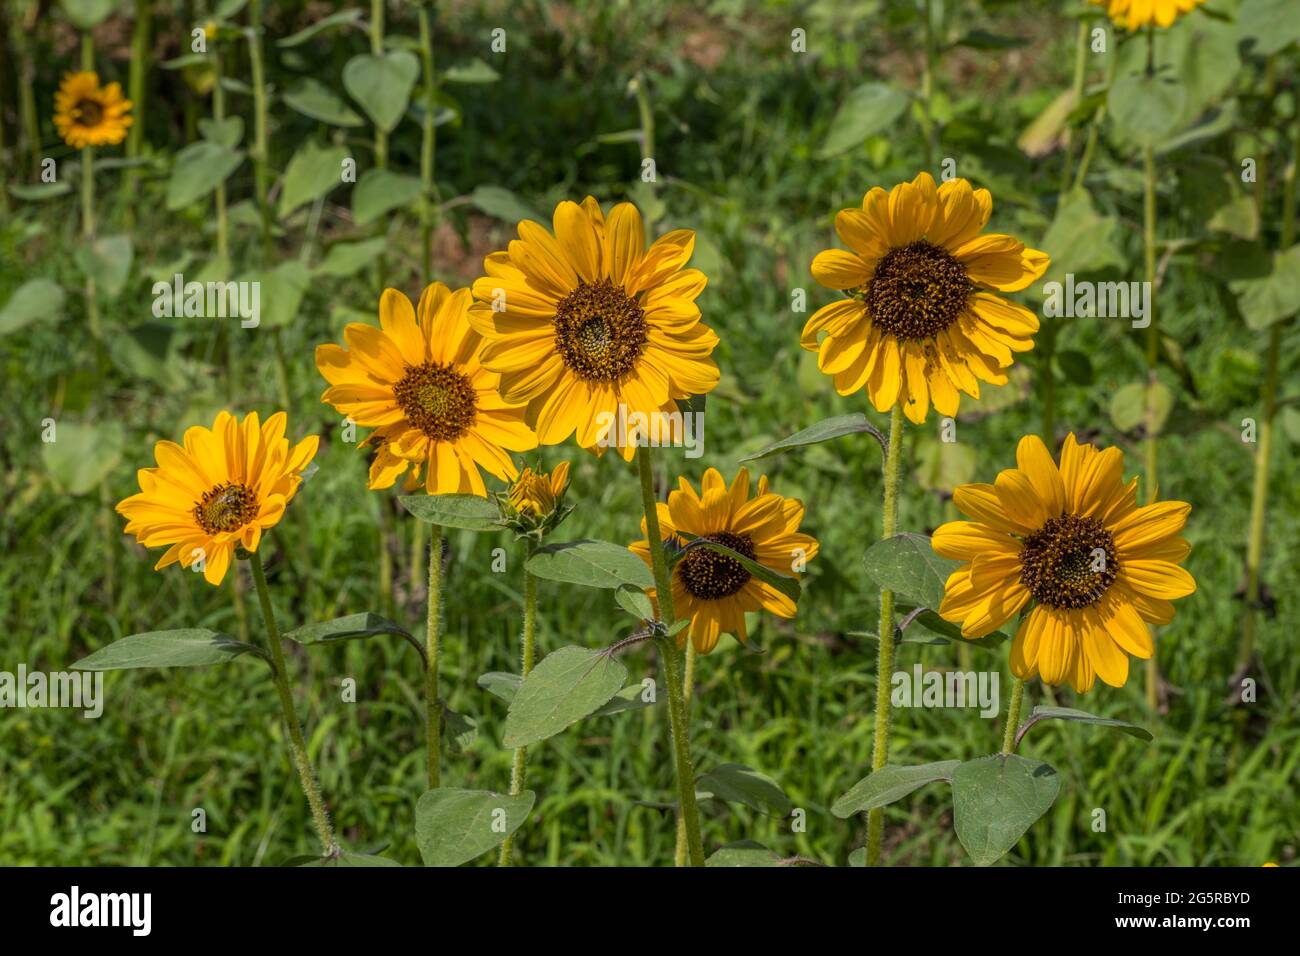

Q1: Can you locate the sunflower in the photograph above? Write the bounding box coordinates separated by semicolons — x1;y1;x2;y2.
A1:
117;411;318;587
1090;0;1204;30
934;434;1195;693
629;467;818;654
315;282;538;495
468;197;719;460
802;172;1049;425
53;71;133;149
508;460;571;519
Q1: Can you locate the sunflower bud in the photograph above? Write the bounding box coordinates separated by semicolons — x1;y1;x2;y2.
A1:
500;461;572;540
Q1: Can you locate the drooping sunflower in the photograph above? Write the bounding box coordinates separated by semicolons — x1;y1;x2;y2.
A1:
53;71;133;149
316;282;538;496
934;434;1195;693
629;467;818;653
802;172;1049;425
1090;0;1204;30
468;197;719;460
117;410;318;587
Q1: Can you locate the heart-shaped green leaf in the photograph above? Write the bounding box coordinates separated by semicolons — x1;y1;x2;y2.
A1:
343;51;420;133
399;493;501;531
951;754;1060;867
832;760;960;818
525;540;653;590
414;788;535;867
501;645;627;748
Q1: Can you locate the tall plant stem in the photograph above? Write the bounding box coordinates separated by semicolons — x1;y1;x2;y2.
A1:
1040;321;1057;447
79;35;101;340
672;640;699;866
499;549;538;866
424;523;444;789
1000;677;1025;753
1141;141;1160;713
213;41;229;263
417;3;439;281
866;403;905;866
636;446;705;866
1058;16;1089;203
920;0;939;171
249;551;337;854
247;1;272;258
371;0;387;170
123;0;149;211
1238;113;1298;673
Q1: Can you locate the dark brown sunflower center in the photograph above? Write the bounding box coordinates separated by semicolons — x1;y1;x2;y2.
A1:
1019;513;1118;610
861;240;972;341
193;482;258;535
554;279;647;382
393;361;478;442
74;99;104;126
677;532;755;600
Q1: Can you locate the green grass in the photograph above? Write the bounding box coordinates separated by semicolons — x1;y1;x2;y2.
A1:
0;0;1296;867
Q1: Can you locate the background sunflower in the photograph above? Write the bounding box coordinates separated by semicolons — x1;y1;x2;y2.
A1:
53;71;133;149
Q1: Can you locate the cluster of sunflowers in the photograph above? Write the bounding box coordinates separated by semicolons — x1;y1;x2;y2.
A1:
71;0;1212;868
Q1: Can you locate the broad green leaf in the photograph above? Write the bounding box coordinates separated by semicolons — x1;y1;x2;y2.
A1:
1237;0;1300;56
832;760;960;818
351;169;424;226
41;420;123;495
614;583;653;621
398;493;501;531
0;279;66;335
819;82;910;158
591;680;659;717
675;534;800;603
477;671;522;703
697;764;792;815
239;260;310;329
1039;190;1123;284
951;754;1060;867
277;142;350;219
198;116;245;149
848;847;867;867
283;79;364;127
73;629;269;671
443;58;500;84
107;322;185;388
739;413;883;462
60;0;116;29
314;238;387;277
1108;380;1173;435
912;436;977;494
501;645;627;748
443;707;477;752
1020;705;1153;742
76;235;133;297
526;540;653;590
861;533;958;612
166;141;243;210
284;612;422;660
706;841;782;867
1230;244;1300;330
1108;69;1188;147
277;8;364;47
343;51;420;133
414;788;534;867
468;185;543;224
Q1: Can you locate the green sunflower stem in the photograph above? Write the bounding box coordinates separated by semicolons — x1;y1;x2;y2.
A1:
424;523;445;790
417;2;439;282
1141;142;1161;714
1238;112;1297;675
247;1;272;258
636;445;705;867
1000;677;1025;754
499;550;538;867
672;640;699;867
371;0;388;171
866;402;905;867
249;550;337;855
920;0;939;172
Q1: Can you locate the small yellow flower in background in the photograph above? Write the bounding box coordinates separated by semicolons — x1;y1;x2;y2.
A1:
934;434;1196;693
1090;0;1205;30
468;197;719;460
802;172;1049;425
117;411;318;587
54;71;133;149
508;460;570;519
315;282;538;495
629;467;818;654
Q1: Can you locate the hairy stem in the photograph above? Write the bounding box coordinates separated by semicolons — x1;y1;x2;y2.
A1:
498;550;538;867
425;523;444;789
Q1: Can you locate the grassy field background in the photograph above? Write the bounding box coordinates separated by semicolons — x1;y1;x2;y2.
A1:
1;0;1296;866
